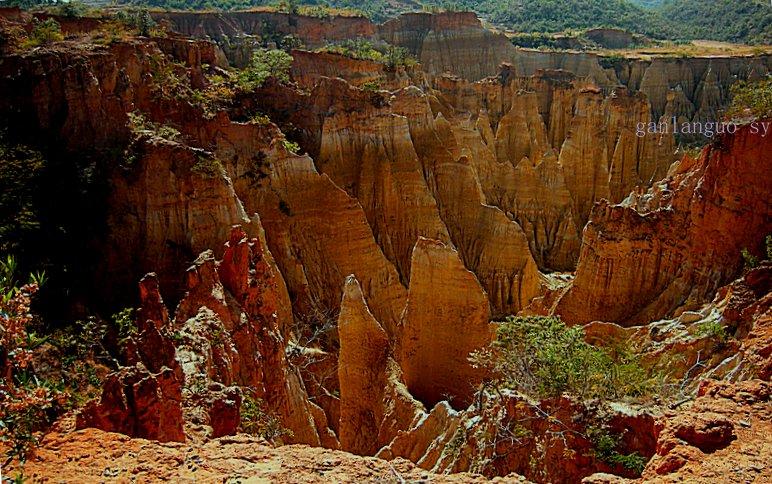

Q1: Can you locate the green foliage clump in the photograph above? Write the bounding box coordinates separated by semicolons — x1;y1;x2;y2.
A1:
383;45;416;69
510;32;558;50
115;9;156;37
274;0;299;14
237;49;294;90
361;81;381;92
0;135;46;257
598;53;626;69
317;38;383;62
192;155;224;179
694;320;729;347
767;235;772;261
589;427;647;475
280;138;300;154
726;79;772;120
471;315;653;400
112;307;136;341
741;247;759;272
240;393;293;444
127;111;181;142
0;257;61;474
25;18;64;48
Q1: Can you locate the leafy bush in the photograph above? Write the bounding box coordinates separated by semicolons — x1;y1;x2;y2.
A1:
0;257;62;471
510;32;558;49
317;38;382;62
361;81;381;92
470;315;652;400
383;45;416;69
240;393;293;444
25;18;63;48
589;427;647;475
741;247;759;272
127;111;181;142
767;235;772;261
726;79;772;120
192;155;224;179
114;9;156;37
237;49;294;91
598;53;626;69
694;320;729;347
0;135;46;256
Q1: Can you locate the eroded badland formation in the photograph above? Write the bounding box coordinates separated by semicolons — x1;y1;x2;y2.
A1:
0;7;771;483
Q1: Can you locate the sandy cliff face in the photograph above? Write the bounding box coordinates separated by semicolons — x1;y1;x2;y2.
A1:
556;122;772;325
337;276;423;455
397;238;493;409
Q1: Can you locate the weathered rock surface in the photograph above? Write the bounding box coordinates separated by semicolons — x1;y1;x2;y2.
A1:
76;274;185;443
643;380;771;482
397;238;493;409
337;276;423;455
556;122;772;325
15;428;527;483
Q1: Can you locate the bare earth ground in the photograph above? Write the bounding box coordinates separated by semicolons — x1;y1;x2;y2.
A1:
11;428;529;483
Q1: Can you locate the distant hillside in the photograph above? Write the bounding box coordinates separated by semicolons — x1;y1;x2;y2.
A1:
627;0;665;7
27;0;772;44
659;0;772;45
476;0;674;39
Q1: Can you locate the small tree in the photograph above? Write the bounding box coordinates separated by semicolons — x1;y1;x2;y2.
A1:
26;18;63;47
383;45;416;69
238;49;294;90
0;256;61;471
726;78;772;119
470;315;651;400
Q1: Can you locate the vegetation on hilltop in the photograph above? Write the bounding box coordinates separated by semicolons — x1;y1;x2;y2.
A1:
11;1;772;44
660;0;772;45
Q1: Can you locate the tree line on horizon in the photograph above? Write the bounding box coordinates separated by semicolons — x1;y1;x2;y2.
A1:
7;0;771;45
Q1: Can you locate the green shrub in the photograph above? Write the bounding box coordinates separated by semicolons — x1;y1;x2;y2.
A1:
766;235;772;261
112;307;136;340
317;38;382;62
191;155;223;179
240;394;293;444
470;315;652;400
0;135;46;255
741;247;759;272
726;79;772;119
589;427;648;475
115;9;156;37
25;18;63;48
237;49;294;91
0;257;61;471
361;81;382;92
383;45;416;69
598;53;626;69
695;320;729;346
127;111;181;142
281;138;300;154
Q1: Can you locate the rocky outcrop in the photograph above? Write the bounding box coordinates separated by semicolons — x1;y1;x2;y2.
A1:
76;274;185;443
316;86;451;283
337;276;423;455
397;239;493;409
101;138;253;307
152;10;373;66
379;12;517;81
15;428;516;483
173;225;323;445
556;122;772;325
643;380;771;481
379;391;656;481
290;49;418;90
